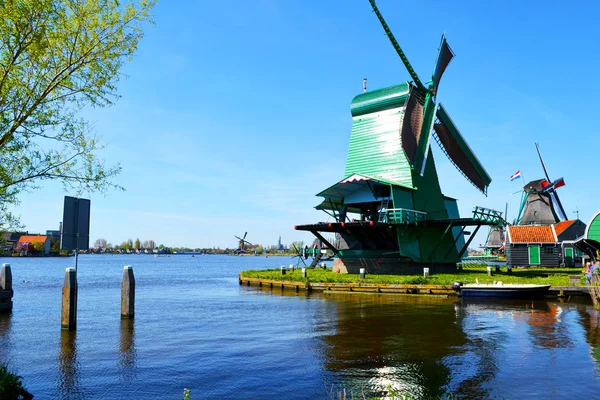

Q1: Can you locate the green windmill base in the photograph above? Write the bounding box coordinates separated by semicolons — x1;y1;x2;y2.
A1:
295;0;502;274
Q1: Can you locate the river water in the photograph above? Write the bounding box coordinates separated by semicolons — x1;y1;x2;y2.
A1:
1;254;600;399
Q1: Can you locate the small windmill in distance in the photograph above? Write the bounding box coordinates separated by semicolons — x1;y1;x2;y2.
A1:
234;232;252;255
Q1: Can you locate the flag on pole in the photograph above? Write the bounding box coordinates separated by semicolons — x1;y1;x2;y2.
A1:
553;177;565;189
510;170;521;181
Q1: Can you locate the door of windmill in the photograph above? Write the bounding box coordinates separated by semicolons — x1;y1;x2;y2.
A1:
528;245;540;265
564;247;574;267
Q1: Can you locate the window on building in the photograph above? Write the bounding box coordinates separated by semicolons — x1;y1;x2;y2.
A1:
543;247;555;255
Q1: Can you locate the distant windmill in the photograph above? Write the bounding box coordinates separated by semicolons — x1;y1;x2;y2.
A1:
290;243;307;268
234;232;252;254
514;143;567;225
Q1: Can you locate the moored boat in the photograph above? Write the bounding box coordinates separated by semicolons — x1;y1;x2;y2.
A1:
453;282;550;299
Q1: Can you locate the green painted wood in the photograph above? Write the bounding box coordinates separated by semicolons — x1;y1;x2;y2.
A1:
412;93;436;176
410;154;458;263
366;1;426;92
345;110;413;188
588;212;600;242
565;247;574;266
350;83;410;117
529;245;540;265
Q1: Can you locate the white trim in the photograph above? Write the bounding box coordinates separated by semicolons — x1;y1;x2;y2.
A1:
551;224;558;242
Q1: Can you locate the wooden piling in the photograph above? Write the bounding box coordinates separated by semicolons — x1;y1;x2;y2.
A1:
487;266;493;277
302;268;307;278
0;263;13;313
121;266;135;320
360;268;366;279
61;268;77;330
280;266;286;276
423;268;429;278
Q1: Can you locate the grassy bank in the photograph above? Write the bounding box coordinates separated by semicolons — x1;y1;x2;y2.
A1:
241;265;583;287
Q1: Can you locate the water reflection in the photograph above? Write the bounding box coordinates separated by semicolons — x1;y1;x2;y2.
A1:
119;319;137;381
316;294;463;399
57;330;84;400
0;313;12;359
577;306;600;364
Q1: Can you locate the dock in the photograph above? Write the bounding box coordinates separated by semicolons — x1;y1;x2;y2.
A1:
239;274;594;299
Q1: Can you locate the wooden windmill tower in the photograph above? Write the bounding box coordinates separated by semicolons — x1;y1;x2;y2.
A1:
294;0;502;274
514;143;567;225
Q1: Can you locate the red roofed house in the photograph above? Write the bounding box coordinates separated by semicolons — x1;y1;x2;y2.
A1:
506;220;586;267
554;219;586;266
16;235;51;256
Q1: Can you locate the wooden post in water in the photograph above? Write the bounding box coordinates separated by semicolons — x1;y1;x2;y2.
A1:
61;268;77;330
487;266;493;277
121;266;135;319
302;268;307;278
280;266;286;276
360;268;366;279
423;268;429;278
0;263;13;313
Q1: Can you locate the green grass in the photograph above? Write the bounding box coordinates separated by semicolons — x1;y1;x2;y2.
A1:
0;363;32;400
241;265;584;287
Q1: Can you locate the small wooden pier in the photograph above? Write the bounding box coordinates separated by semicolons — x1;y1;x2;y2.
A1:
0;264;13;313
239;275;455;296
239;274;594;299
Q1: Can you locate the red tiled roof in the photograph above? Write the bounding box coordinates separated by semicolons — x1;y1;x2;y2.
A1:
18;235;48;243
508;226;556;244
554;220;576;237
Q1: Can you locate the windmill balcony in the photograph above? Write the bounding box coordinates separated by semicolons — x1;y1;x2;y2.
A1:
379;208;428;224
472;206;504;225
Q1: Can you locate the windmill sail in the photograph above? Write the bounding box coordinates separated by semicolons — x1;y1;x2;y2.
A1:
516;179;565;225
432;104;491;194
368;0;426;91
432;36;454;97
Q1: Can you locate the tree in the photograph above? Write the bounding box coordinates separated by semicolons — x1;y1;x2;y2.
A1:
94;238;107;248
50;239;60;254
257;245;264;254
0;0;156;227
31;241;43;254
134;238;140;250
290;241;304;254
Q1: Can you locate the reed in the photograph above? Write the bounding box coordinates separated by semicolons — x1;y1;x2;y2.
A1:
589;276;600;309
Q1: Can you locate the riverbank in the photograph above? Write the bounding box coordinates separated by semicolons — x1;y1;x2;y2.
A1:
239;265;589;297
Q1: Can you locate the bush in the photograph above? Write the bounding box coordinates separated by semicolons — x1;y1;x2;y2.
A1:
0;363;33;399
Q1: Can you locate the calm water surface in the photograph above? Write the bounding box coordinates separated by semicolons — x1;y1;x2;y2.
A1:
1;254;600;399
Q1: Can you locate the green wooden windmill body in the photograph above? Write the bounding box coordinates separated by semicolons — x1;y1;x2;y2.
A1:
295;1;500;274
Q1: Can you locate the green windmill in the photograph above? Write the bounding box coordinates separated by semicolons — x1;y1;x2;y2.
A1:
294;0;502;274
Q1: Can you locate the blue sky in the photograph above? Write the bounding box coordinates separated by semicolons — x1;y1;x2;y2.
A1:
12;0;600;248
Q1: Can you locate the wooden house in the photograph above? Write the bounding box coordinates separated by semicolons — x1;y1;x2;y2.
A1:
506;219;586;267
16;235;51;256
554;220;586;266
506;225;559;267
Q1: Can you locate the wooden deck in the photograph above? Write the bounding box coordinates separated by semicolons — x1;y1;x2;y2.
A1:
239;275;595;298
